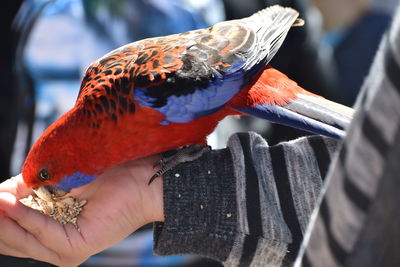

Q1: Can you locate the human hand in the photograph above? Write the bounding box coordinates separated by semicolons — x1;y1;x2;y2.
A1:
0;155;164;267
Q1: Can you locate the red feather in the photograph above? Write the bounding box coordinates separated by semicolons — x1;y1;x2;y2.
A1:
229;67;318;108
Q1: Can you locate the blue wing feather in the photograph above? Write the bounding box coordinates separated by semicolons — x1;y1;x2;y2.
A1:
135;69;245;124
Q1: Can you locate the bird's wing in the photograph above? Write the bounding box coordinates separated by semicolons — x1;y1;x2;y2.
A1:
74;6;299;125
131;6;300;124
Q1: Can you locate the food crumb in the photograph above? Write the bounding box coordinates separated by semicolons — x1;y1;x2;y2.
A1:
20;195;87;230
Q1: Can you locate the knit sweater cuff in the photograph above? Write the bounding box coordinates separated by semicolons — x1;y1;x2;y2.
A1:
153;148;237;262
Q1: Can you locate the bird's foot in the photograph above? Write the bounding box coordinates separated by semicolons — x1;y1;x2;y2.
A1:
148;145;211;185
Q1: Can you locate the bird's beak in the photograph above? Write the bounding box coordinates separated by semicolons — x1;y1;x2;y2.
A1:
32;186;69;202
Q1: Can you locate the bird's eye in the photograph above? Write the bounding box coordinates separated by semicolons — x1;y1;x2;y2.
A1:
38;168;50;181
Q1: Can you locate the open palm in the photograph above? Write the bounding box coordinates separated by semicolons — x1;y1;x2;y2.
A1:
0;155;163;267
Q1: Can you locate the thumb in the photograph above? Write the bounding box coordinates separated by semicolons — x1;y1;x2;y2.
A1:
0;174;33;199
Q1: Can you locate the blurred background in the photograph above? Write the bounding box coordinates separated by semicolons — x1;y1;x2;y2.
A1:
0;0;396;266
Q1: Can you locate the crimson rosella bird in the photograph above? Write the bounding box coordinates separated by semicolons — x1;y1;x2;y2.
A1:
22;5;353;201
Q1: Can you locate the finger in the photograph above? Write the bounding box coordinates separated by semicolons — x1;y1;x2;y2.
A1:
0;174;33;199
0;192;72;252
0;212;61;264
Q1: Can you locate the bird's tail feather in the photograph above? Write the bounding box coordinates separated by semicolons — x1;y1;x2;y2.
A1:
234;94;353;139
231;67;354;139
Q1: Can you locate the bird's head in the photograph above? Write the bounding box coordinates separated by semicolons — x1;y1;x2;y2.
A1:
22;110;96;202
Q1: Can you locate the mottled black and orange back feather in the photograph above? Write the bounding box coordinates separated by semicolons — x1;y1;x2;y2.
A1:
73;6;301;128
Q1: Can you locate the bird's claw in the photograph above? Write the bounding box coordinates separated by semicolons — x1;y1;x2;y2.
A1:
148;145;211;185
148;170;163;185
153;159;164;169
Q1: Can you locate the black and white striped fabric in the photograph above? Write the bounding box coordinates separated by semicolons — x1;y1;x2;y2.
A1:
223;133;338;267
296;6;400;267
154;131;339;266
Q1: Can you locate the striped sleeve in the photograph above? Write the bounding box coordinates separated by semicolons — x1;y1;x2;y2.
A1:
296;6;400;267
223;133;339;266
153;132;340;266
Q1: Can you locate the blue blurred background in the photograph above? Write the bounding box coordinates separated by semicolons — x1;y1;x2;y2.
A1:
0;0;396;266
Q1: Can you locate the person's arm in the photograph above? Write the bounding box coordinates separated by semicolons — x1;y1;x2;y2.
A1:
297;5;400;266
154;132;340;266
